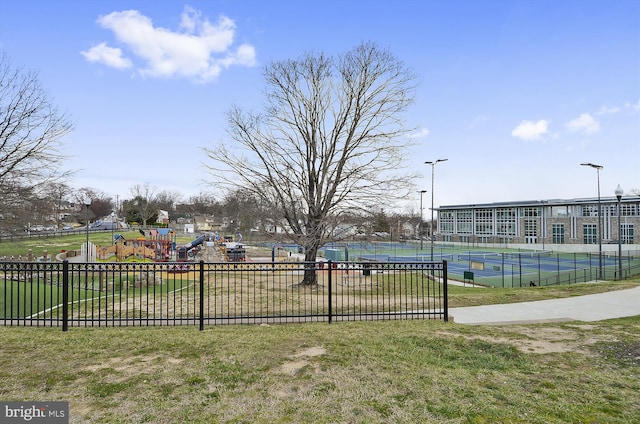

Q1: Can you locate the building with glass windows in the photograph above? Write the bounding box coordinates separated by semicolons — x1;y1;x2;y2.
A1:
437;196;639;247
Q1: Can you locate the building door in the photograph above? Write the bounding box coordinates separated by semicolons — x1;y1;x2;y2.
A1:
524;219;538;244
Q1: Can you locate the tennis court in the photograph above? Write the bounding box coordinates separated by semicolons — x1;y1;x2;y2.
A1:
320;242;640;288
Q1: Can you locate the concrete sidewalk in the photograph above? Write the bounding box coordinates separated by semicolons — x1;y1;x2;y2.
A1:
449;286;640;325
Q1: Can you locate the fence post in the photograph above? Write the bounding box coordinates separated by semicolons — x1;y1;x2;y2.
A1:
62;260;69;332
537;254;541;286
327;260;333;324
199;260;205;331
501;253;505;288
443;260;448;322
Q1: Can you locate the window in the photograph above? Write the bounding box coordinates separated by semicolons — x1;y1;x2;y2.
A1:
521;207;540;217
524;219;538;243
456;210;472;234
440;221;454;233
550;206;568;217
496;208;516;236
621;224;634;244
583;224;597;244
496;223;516;236
440;211;454;219
439;211;454;233
621;204;638;216
552;223;565;244
581;205;599;217
474;209;493;235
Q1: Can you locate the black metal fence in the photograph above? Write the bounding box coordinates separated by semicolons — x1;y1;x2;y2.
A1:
0;260;448;330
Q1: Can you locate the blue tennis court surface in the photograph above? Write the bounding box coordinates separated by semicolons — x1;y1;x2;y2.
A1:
320;242;637;288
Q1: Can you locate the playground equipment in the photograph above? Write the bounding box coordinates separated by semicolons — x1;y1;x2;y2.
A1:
96;237;171;262
94;230;208;263
90;230;250;264
220;242;246;262
176;235;206;261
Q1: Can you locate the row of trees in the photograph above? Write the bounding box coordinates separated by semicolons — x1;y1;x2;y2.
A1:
1;176;428;240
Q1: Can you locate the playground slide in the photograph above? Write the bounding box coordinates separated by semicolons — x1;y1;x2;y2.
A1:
183;235;206;250
177;235;206;261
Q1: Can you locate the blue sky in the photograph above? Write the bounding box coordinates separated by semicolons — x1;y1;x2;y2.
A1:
1;0;638;211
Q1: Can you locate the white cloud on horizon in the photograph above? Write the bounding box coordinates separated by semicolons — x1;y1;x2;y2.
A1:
81;7;256;83
565;113;600;134
511;120;549;141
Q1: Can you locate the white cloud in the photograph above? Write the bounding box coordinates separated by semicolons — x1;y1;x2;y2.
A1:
625;99;640;112
511;120;549;141
409;128;430;139
469;114;487;128
82;7;256;83
565;113;600;134
179;6;200;33
596;105;621;115
81;42;132;69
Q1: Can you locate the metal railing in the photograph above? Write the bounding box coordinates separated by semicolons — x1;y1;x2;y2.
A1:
1;260;448;330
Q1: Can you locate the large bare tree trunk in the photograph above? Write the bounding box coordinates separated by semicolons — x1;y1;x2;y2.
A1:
301;243;320;286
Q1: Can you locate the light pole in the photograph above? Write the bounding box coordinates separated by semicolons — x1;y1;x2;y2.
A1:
580;163;603;279
425;159;448;260
615;184;623;280
84;196;92;262
111;211;116;245
418;190;427;249
540;200;546;250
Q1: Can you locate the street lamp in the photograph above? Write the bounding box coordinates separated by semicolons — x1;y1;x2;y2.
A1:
540;200;546;250
425;159;448;260
111;211;116;245
615;184;623;280
580;163;603;279
418;190;427;249
84;196;92;262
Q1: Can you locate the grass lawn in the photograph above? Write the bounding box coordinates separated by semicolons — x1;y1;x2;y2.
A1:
1;281;639;423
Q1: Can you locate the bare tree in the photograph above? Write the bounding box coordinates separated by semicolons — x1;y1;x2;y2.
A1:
203;42;418;285
155;189;182;215
178;192;223;217
71;187;113;225
0;54;73;203
222;188;269;235
127;183;159;227
39;182;70;228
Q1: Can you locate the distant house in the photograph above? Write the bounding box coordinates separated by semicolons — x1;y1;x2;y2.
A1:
157;210;169;225
331;224;359;239
193;215;222;232
400;221;416;238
